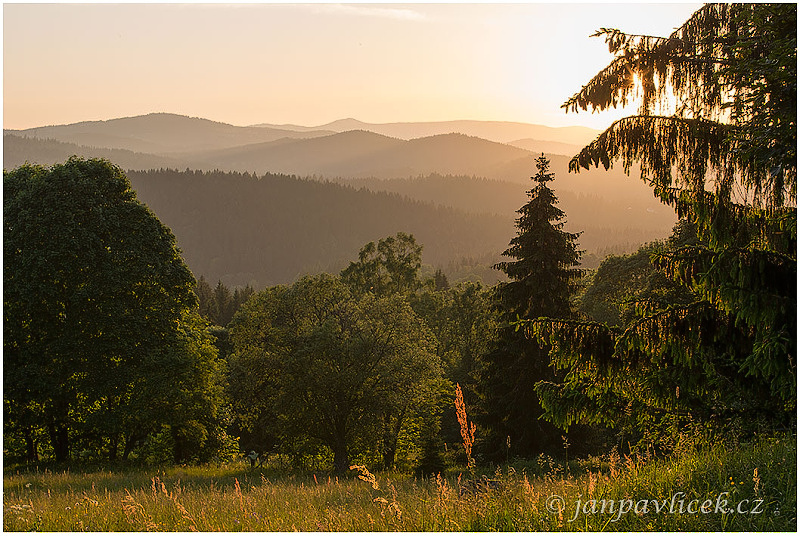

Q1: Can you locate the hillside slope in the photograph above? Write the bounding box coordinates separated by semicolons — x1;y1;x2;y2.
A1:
5;113;333;154
5;132;677;272
337;174;675;256
3;134;188;171
193;130;407;176
127;169;514;288
195;131;536;179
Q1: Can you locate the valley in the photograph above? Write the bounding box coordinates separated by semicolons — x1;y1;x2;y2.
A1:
4;113;676;286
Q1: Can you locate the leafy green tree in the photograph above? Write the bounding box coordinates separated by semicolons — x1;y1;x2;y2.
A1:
579;221;698;328
411;282;496;386
227;274;442;473
525;4;796;443
478;155;583;459
113;310;226;463
410;281;497;468
4;157;219;462
341;232;423;296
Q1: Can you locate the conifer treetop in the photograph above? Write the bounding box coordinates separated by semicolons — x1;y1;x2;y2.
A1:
533;153;554;184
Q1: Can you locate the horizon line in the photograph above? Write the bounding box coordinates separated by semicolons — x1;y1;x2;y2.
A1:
5;111;604;132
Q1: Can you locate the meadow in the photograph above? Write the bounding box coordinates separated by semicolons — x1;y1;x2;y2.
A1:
4;435;795;531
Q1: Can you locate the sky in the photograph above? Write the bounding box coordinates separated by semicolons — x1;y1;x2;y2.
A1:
3;2;702;131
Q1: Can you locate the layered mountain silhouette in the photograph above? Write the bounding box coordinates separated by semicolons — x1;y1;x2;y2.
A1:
3;134;191;171
506;138;585;157
4;113;676;286
250;118;599;147
5;112;333;154
5;126;666;204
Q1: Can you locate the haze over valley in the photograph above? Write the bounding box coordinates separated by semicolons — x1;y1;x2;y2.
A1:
5;113;676;287
4;2;703;289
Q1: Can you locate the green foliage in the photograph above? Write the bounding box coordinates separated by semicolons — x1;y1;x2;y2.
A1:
526;3;796;447
579;223;697;328
340;232;423;296
4;157;224;464
195;276;254;327
409;281;498;467
528;224;792;446
479;155;584;459
410;281;497;383
565;4;796;208
494;155;583;320
227;273;443;473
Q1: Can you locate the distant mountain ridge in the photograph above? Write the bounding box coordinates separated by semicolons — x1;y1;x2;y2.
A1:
506;138;584;157
4;122;671;211
191;131;535;180
4;112;334;154
250;117;600;146
6;113;600;155
4;112;676;283
3;133;191;171
6;127;655;204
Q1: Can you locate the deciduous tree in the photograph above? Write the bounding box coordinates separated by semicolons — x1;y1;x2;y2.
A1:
227;274;442;473
4;157;220;462
341;232;423;296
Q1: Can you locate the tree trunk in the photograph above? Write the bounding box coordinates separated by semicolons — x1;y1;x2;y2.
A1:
48;418;70;463
382;407;407;470
122;433;141;460
108;434;119;462
332;440;350;474
172;426;186;464
24;426;39;463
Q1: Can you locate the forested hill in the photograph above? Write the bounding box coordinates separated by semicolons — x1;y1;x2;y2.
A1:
5;112;332;153
337;174;676;257
3;134;190;171
127;169;513;287
192;131;539;180
4;129;669;204
5;133;676;282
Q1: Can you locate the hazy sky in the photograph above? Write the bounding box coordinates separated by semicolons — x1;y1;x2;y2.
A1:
4;2;702;130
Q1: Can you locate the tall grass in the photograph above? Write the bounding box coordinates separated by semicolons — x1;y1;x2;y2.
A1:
4;435;795;531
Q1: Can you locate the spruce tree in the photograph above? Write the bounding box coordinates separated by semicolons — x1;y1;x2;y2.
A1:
523;4;795;442
478;155;582;459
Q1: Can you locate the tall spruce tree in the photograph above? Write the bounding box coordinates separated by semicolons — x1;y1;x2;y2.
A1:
478;155;582;459
524;4;796;443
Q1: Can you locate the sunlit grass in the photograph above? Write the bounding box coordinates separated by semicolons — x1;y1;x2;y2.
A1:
4;435;795;531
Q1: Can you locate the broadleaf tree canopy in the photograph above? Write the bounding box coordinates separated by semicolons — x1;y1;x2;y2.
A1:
4;157;220;462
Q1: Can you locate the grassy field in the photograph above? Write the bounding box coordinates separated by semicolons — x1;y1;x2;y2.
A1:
4;435;795;531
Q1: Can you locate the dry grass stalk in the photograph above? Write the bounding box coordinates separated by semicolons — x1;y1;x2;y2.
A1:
152;476;199;531
122;490;157;531
234;477;245;513
454;383;476;469
350;465;379;490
